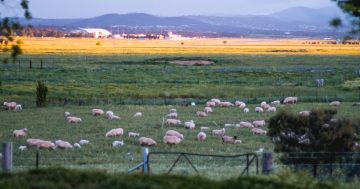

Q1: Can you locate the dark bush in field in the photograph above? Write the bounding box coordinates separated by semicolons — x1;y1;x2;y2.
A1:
36;81;48;107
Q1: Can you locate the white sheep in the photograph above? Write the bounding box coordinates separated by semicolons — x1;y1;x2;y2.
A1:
105;128;124;137
196;111;207;117
197;132;207;142
204;107;213;114
169;109;177;113
251;128;267;135
270;100;281;106
105;111;114;119
283;97;298;104
134;112;143;117
184;120;195;129
166;112;178;119
267;107;277;112
224;123;236;128
73;143;81;148
299;111;310;117
206;101;216;107
37;140;56;150
210;98;221;105
234;140;242;144
255;107;264;113
13;128;28;138
14;104;22;111
200;126;210;132
139;137;157;146
166;119;182;126
163;135;182;145
3;102;16;110
165;130;184;140
79;140;90;145
55;140;73;149
260;101;267;108
64;112;70;117
66;116;82;123
219;101;234;107
253;120;266;127
19;145;27;151
212;128;225;136
128;132;140;137
92;109;104;116
329;101;341;107
243;108;250;113
222;135;238;144
235;101;245;107
112;140;124;147
110;115;121;120
239;122;254;128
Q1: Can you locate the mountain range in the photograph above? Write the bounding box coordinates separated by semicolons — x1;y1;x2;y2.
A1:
19;6;348;38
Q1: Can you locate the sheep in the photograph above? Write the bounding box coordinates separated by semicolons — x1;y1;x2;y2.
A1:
243;108;250;113
109;115;121;120
222;135;238;144
55;140;73;149
234;140;242;144
169;109;177;113
283;97;298;104
105;111;114;119
79;140;90;145
200;126;210;132
197;132;207;142
19;145;27;151
15;104;22;111
164;135;182;145
260;101;267;108
166;112;178;119
353;102;360;106
184;120;196;129
212;128;225;136
255;107;264;113
3;102;16;110
165;130;184;140
13;128;28;138
139;137;157;146
128;132;140;137
329;101;341;107
262;104;271;110
251;128;267;135
37;141;56;149
299;111;310;117
112;140;124;147
239;122;254;128
238;103;247;109
253;120;266;127
73;143;81;148
105;128;124;137
26;138;44;147
224;123;236;128
235;101;246;107
204;107;213;114
196;111;207;117
165;119;182;126
271;100;281;106
267;107;277;112
134;112;143;117
206;101;216;107
219;101;234;107
64;112;70;117
210;98;221;105
92;109;104;116
66;116;82;123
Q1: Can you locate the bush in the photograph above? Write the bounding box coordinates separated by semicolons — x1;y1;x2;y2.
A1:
36;81;48;107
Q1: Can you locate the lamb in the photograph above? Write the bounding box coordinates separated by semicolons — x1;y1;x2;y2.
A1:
255;107;264;113
267;107;277;112
253;120;266;127
109;115;121;120
196;111;207;117
73;143;81;148
235;101;246;107
222;135;238;144
13;128;28;138
3;102;16;110
166;119;182;126
15;104;22;111
212;128;225;136
251;128;267;135
19;145;27;151
169;109;177;113
206;101;216;107
79;140;90;145
238;103;246;109
299;111;310;117
163;135;182;145
105;128;124;137
92;109;104;116
166;112;178;119
134;112;143;117
204;107;213;114
112;140;124;147
200;126;210;132
184;120;196;129
139;137;157;146
64;112;70;117
243;108;250;113
271;100;281;106
283;97;298;104
128;132;140;137
239;122;254;128
197;132;207;142
66;116;82;123
105;111;114;119
219;101;234;107
55;140;73;149
165;130;184;140
329;101;341;107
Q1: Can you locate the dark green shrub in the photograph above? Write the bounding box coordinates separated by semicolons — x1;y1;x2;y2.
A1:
36;81;48;107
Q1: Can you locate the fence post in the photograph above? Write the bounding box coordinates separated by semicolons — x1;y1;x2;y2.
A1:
262;152;273;175
143;148;149;173
40;60;43;69
36;149;39;169
29;60;32;69
2;142;13;173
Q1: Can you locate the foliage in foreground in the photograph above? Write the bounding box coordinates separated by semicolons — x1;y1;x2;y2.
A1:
0;168;336;189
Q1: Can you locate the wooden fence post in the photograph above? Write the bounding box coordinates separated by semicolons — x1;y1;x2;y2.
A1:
143;148;149;173
29;60;32;69
2;142;13;172
262;152;273;175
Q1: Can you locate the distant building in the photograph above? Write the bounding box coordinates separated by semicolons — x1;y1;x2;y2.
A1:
167;32;190;40
70;28;112;38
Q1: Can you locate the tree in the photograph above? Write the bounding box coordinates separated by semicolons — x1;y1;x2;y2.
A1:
36;81;48;107
331;0;360;37
0;0;31;63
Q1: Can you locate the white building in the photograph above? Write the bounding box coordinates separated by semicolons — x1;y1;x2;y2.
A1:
167;32;190;40
71;28;112;38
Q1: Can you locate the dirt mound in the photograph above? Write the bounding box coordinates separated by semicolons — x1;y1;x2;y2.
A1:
169;60;214;66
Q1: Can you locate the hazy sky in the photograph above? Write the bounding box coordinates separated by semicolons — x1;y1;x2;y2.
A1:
1;0;337;18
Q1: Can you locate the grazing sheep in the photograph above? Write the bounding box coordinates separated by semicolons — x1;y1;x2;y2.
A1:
197;132;207;142
19;145;27;151
271;100;281;106
169;109;177;113
15;104;22;111
204;107;213;114
238;103;246;109
92;109;104;116
13;128;28;138
37;141;56;150
235;101;245;107
112;140;124;147
206;101;216;107
164;135;182;145
64;112;70;117
55;140;73;149
166;112;178;119
283;97;298;104
66;116;82;123
105;111;114;119
200;126;210;132
128;132;140;137
260;101;267;108
184;120;196;129
239;122;254;128
220;101;234;107
105;128;124;137
299;111;310;117
3;102;16;110
79;140;90;145
134;112;143;117
210;98;221;105
196;111;207;117
222;135;238;144
243;108;250;113
165;130;184;140
212;128;225;136
166;119;182;126
262;104;271;110
329;101;341;107
73;143;81;148
110;115;121;120
251;128;267;135
267;107;277;112
26;138;43;147
253;120;266;127
139;137;157;146
255;107;264;113
234;140;242;144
